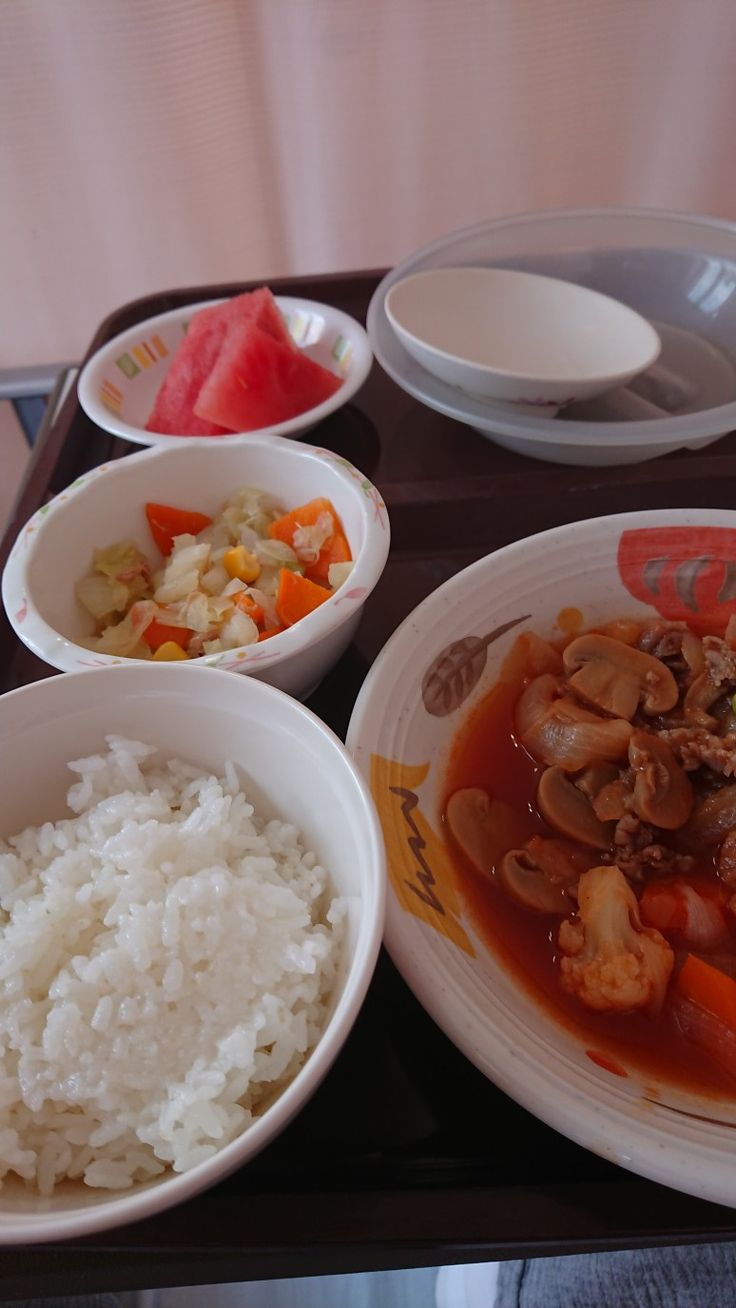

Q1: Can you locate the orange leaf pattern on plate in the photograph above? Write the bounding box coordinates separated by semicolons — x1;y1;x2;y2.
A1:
370;754;474;955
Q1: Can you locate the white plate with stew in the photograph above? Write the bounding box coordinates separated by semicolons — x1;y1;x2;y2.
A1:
347;507;736;1208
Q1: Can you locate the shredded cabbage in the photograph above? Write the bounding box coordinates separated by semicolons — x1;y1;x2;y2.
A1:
292;512;333;564
212;610;258;651
328;561;354;590
76;573;131;621
200;564;231;596
255;538;299;568
92;540;148;581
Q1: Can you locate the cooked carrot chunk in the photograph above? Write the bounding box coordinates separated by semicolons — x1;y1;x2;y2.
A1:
142;617;193;653
677;954;736;1031
268;497;351;585
275;569;331;627
145;503;212;556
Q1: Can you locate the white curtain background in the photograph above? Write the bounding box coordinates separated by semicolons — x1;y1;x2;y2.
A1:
2;0;736;369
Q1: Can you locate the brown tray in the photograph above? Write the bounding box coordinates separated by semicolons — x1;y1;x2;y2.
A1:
2;271;736;1300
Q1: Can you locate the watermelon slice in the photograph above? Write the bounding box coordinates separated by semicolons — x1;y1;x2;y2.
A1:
220;287;295;349
145;288;295;437
145;308;229;436
194;319;343;433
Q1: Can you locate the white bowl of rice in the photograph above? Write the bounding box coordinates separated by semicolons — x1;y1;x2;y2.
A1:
1;434;390;700
0;662;385;1243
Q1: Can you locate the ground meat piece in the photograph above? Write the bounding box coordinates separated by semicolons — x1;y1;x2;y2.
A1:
639;620;689;659
659;726;736;777
593;772;634;821
638;621;704;686
703;636;736;688
613;811;653;852
601;811;694;880
604;842;695;880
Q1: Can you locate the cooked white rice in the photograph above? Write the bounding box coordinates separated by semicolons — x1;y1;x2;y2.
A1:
0;736;342;1194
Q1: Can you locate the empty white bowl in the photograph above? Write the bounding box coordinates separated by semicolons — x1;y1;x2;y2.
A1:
368;209;736;466
0;662;386;1242
77;296;374;447
384;267;661;409
1;434;390;699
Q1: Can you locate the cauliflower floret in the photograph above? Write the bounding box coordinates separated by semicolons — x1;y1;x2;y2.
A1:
558;864;674;1015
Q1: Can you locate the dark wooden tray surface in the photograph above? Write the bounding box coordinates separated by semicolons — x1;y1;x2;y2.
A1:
3;271;736;1300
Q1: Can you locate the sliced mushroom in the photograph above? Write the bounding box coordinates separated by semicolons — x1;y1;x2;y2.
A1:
592;776;633;822
683;672;721;730
715;705;736;738
445;787;495;877
681;630;706;680
524;835;587;886
638;621;704;679
516;675;633;772
574;762;620;802
563;633;678;720
537;766;612;848
628;730;693;829
684;786;736;847
445;787;533;879
498;849;572;914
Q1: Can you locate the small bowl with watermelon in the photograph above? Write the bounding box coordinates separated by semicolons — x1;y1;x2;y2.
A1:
77;287;373;447
2;434;390;701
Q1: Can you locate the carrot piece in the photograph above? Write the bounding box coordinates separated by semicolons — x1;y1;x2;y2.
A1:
275;569;331;627
145;502;212;556
677;954;736;1031
268;497;352;585
257;624;285;642
640;882;689;933
641;880;729;950
142;617;194;652
306;527;351;585
234;592;265;626
268;497;333;543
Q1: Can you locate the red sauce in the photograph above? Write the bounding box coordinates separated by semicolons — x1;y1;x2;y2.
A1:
586;1050;628;1077
442;646;736;1100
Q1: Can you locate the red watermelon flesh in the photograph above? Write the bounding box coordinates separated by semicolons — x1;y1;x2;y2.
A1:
145;288;295;436
219;287;295;349
145;308;229;436
194;319;343;433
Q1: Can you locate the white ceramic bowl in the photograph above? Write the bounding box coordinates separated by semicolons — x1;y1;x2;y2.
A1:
347;507;736;1209
77;296;374;447
384;267;661;408
1;435;390;699
368;208;736;466
0;661;385;1243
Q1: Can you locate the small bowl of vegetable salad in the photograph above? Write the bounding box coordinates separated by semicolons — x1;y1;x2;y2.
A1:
2;435;390;700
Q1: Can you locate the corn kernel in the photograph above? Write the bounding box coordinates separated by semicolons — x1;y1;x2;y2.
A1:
152;641;189;661
223;545;261;583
